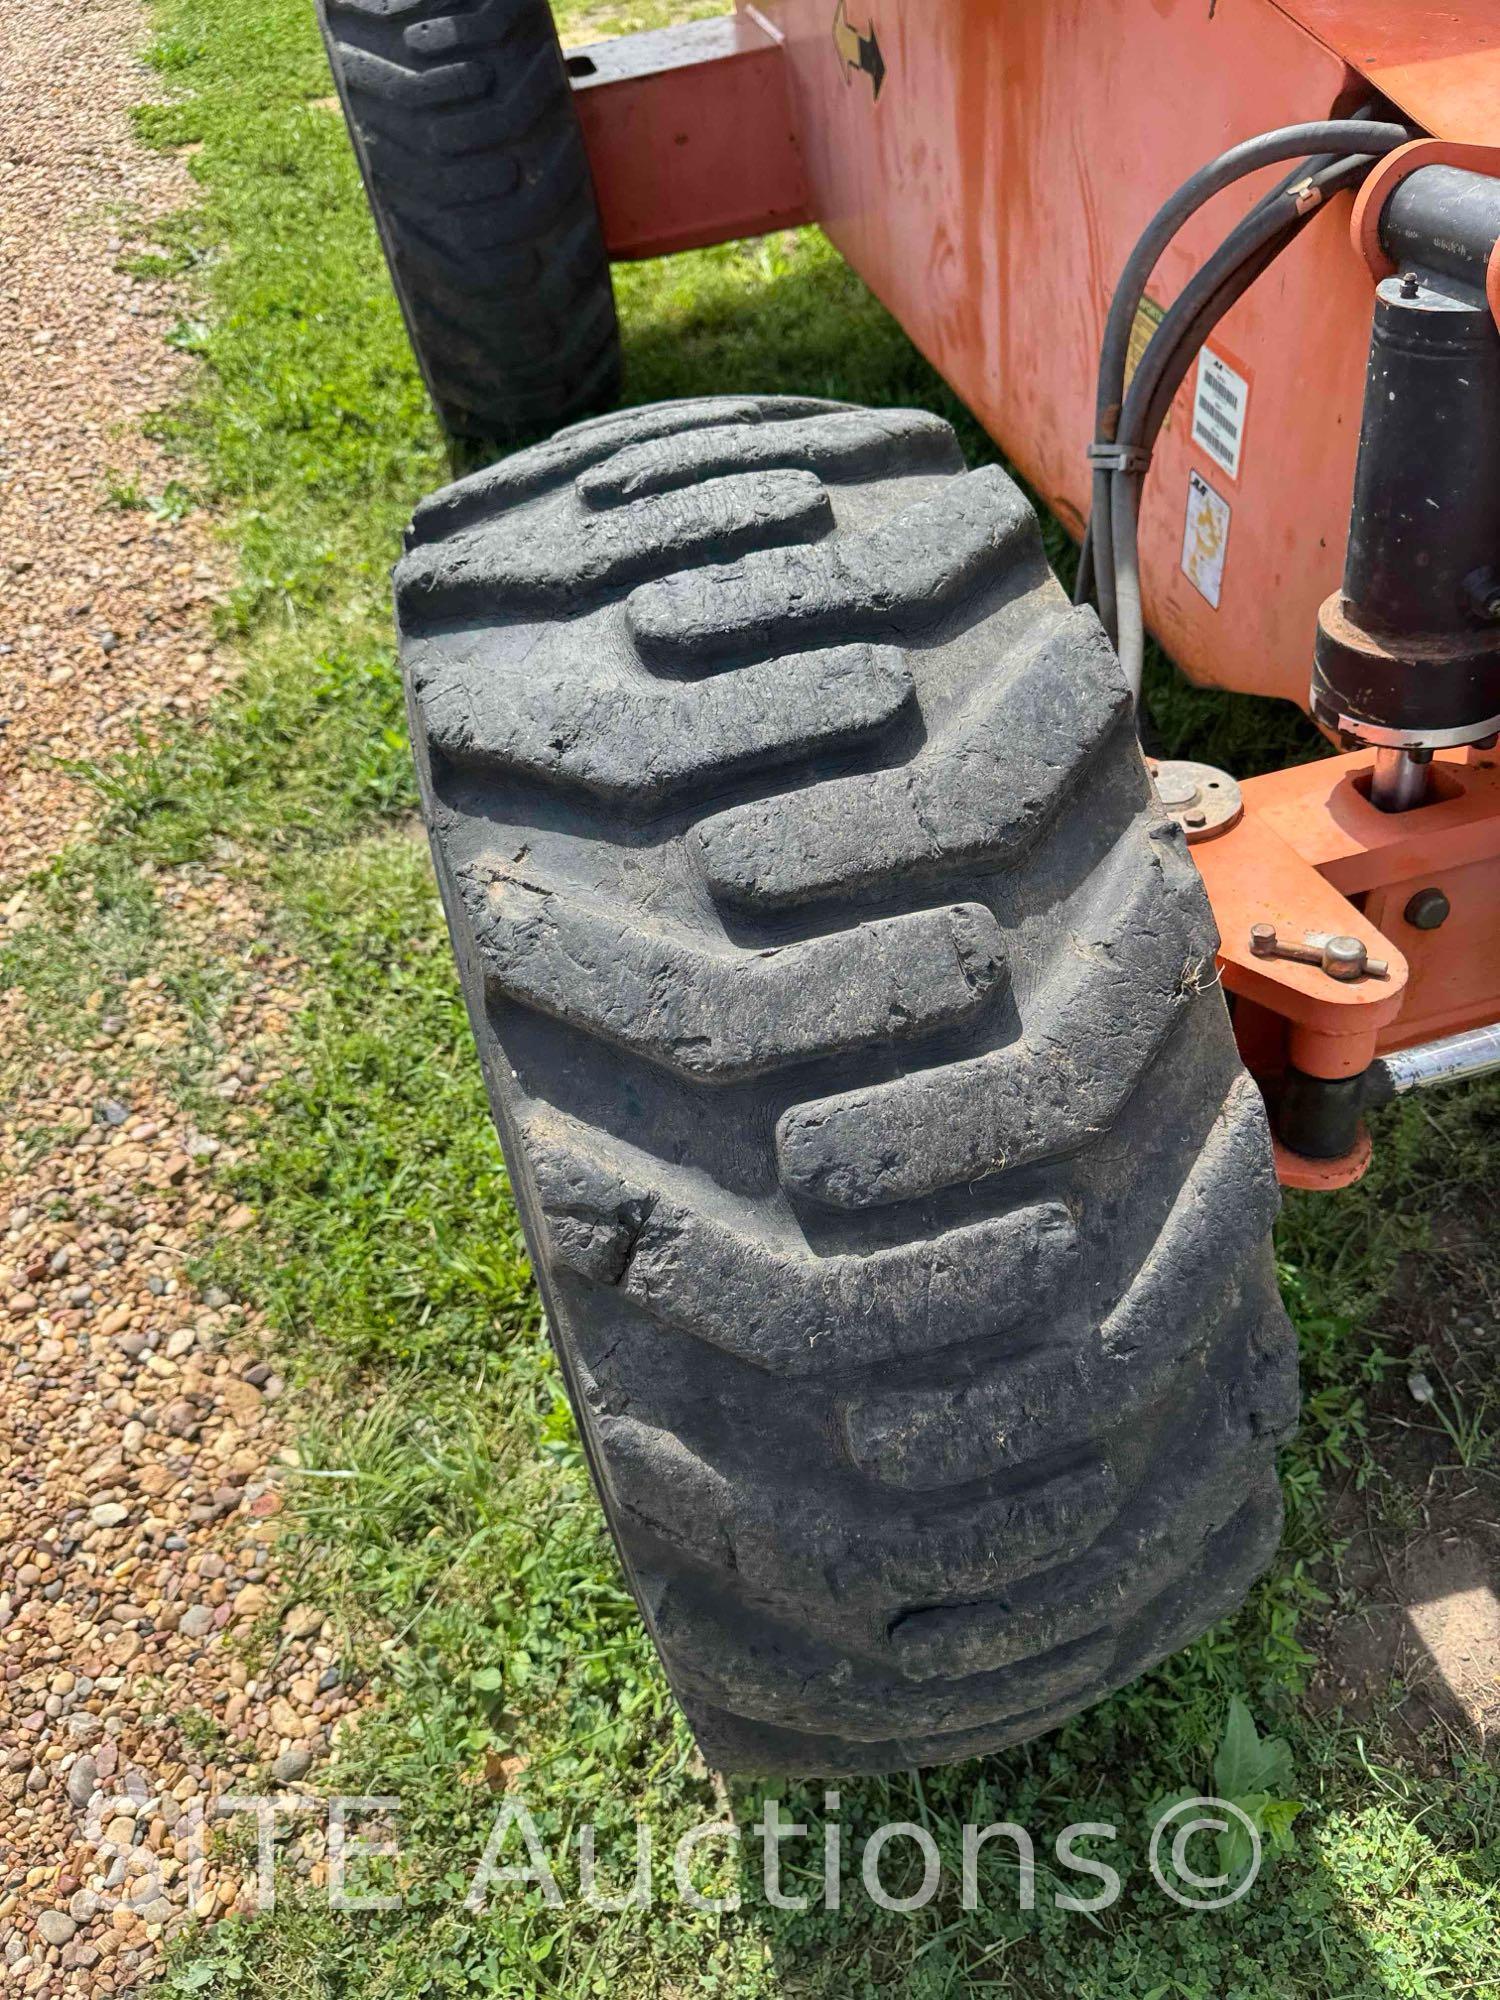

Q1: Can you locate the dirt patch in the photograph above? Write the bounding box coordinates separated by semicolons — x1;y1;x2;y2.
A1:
1405;1552;1500;1735
1316;1515;1500;1747
1308;1223;1500;1754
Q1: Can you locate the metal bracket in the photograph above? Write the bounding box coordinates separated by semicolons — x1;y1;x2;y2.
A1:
1192;743;1500;1187
1086;440;1153;474
1349;138;1500;334
1149;758;1243;843
569;15;812;260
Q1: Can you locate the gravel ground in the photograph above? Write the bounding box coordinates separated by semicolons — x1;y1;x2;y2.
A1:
1;922;362;1990
1;5;354;1988
0;0;229;883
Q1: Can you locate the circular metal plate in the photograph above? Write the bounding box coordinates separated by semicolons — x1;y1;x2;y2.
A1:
1273;1124;1373;1192
1147;757;1243;844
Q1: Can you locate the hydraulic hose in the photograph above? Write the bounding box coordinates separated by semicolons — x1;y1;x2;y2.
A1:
1109;153;1376;691
1074;144;1364;617
1123;154;1373;462
1076;119;1410;699
1093;121;1408;430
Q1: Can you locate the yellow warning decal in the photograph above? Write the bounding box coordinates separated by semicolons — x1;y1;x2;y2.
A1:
1125;294;1165;392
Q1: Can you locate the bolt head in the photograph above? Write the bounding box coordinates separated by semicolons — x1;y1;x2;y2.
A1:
1403;886;1450;931
1323;935;1368;980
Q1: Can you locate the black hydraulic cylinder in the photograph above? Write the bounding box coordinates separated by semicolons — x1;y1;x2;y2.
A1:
1312;269;1500;746
1344;279;1500;635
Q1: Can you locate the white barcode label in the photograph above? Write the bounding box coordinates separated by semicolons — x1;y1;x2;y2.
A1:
1191;347;1249;480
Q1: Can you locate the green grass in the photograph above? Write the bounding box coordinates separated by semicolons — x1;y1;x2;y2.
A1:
2;0;1497;1992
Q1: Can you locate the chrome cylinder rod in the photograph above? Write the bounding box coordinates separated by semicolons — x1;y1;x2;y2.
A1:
1369;745;1432;812
1376;1023;1500;1096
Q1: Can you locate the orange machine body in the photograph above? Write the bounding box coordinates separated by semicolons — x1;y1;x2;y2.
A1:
741;0;1500;712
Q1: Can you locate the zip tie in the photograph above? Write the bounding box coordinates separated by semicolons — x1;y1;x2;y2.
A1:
1086;441;1153;474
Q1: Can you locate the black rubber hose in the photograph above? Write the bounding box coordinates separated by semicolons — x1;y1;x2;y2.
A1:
1090;199;1309;657
1075;142;1358;608
1122;153;1372;453
1136;224;1301;446
1076;116;1406;633
1077;148;1342;624
1109;153;1374;690
1093;118;1408;440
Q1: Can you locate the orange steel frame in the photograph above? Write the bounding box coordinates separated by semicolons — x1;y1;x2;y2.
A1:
569;1;1500;1185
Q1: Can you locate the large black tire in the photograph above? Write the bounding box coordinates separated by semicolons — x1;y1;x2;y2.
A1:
396;396;1299;1775
317;0;620;443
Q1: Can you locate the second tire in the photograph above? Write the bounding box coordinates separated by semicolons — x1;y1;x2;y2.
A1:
318;0;620;442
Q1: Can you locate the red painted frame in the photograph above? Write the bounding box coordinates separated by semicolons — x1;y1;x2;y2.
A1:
570;15;809;260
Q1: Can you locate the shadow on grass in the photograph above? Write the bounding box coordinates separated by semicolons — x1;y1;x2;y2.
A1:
719;1759;1433;1999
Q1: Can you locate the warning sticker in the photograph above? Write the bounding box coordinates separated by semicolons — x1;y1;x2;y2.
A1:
1181;469;1230;609
1191;346;1249;480
1125;295;1165;392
